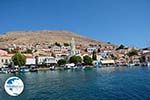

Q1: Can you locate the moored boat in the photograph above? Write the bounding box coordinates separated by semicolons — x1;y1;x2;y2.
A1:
1;67;9;74
49;66;55;70
20;66;29;73
10;67;19;73
65;63;75;70
30;65;38;72
147;62;150;67
82;66;93;70
128;63;135;67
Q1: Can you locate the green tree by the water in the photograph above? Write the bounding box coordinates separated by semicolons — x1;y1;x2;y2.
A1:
12;52;26;66
57;59;67;66
69;55;82;64
83;55;93;65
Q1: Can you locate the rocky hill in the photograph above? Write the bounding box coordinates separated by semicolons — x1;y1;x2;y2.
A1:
0;30;111;48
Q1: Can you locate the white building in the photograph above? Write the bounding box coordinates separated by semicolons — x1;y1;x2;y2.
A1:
26;57;36;65
37;56;57;65
100;60;115;66
87;47;97;53
52;46;62;53
0;56;12;68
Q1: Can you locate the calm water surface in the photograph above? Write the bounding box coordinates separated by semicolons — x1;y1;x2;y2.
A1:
1;67;150;100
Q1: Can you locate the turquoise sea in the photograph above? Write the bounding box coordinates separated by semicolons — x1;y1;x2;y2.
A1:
1;67;150;100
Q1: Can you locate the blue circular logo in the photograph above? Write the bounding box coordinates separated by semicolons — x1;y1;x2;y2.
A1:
4;76;24;96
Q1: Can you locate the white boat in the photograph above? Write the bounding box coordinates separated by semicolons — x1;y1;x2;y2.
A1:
128;63;135;67
1;67;9;74
20;68;29;72
65;63;75;69
82;66;93;70
147;62;150;67
29;66;38;72
73;66;78;69
49;66;55;70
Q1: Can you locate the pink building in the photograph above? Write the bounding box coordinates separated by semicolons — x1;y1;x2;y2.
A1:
0;49;8;56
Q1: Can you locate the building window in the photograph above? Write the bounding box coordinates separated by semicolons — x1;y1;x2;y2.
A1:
5;59;8;64
148;56;150;62
1;59;4;63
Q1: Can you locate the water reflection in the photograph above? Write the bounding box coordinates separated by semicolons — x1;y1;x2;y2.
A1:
96;66;129;74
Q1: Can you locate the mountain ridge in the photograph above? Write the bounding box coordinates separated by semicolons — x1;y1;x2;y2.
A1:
0;30;113;48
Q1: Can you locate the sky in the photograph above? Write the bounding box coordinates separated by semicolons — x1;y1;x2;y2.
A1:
0;0;150;48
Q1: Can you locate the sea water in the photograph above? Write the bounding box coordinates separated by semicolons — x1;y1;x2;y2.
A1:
1;66;150;100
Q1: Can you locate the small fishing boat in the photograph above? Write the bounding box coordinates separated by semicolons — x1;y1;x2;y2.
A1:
65;63;75;70
1;67;9;74
147;62;150;67
49;66;55;70
10;67;19;73
30;66;38;72
82;66;93;70
20;66;29;73
128;63;135;67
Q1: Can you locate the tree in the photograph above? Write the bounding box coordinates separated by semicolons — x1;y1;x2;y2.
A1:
12;52;26;66
69;55;82;64
64;43;70;46
140;56;146;63
97;48;101;53
83;55;93;65
55;42;61;47
24;49;33;54
92;50;97;60
57;59;67;66
127;49;138;57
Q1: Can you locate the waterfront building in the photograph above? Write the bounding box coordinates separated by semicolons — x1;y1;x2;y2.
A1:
132;56;140;64
0;50;12;67
0;49;8;56
100;59;115;66
36;56;57;65
142;49;150;62
0;55;12;68
26;57;36;65
116;58;127;66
